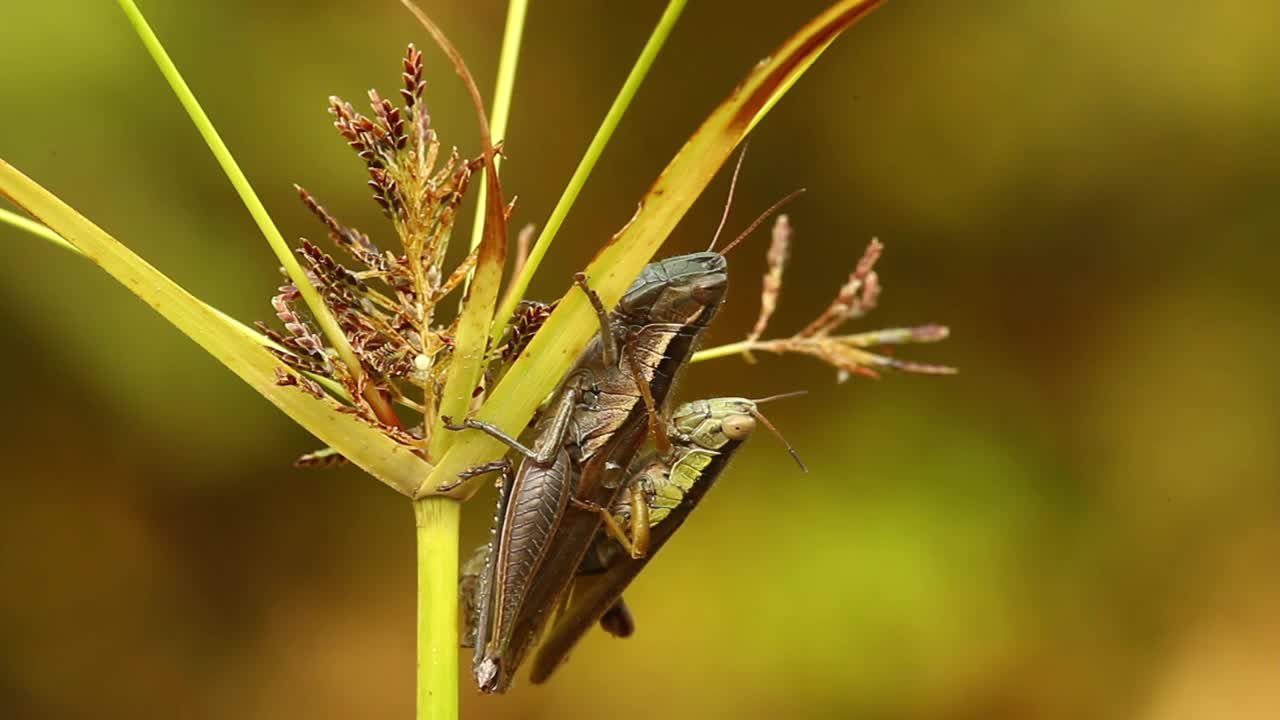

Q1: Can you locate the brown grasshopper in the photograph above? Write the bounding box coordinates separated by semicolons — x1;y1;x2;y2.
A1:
448;252;729;692
455;149;801;690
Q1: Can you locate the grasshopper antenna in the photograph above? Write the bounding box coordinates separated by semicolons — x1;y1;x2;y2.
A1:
750;389;808;405
718;187;807;257
748;406;807;473
708;141;751;251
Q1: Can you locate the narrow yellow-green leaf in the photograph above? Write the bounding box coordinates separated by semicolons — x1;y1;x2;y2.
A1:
431;215;505;460
1;205;78;254
0;160;429;495
0;206;361;402
490;0;687;346
112;0;403;424
421;0;888;497
465;0;527;258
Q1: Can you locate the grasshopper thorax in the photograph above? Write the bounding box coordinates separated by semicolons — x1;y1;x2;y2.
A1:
615;252;728;329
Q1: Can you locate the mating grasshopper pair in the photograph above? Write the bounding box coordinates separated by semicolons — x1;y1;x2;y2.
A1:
457;391;796;678
527;392;802;683
449;251;736;692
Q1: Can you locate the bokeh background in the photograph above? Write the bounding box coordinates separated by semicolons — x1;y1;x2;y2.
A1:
2;1;1278;718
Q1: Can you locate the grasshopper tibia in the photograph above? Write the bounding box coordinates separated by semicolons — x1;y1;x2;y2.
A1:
444;416;541;460
570;486;651;560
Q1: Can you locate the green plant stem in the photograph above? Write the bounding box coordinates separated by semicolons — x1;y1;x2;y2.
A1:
489;0;687;346
113;0;399;426
466;0;527;259
1;204;78;253
407;2;528;714
691;340;756;363
414;497;461;720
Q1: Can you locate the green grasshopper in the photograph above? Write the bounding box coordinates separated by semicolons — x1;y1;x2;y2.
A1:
450;252;730;693
526;394;804;684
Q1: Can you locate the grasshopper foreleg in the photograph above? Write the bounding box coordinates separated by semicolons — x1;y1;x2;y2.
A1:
444;417;541;459
438;457;513;493
443;383;580;467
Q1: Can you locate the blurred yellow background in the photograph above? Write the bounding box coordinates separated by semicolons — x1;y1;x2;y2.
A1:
2;1;1278;718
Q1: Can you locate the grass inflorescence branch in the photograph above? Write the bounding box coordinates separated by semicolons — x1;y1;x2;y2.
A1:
259;42;516;472
693;216;955;379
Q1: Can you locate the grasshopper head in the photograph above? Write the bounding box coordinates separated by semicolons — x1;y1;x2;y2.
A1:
671;396;806;471
670;397;758;451
616;252;728;328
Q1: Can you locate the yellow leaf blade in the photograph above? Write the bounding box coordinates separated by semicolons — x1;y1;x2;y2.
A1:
422;0;887;497
0;159;430;495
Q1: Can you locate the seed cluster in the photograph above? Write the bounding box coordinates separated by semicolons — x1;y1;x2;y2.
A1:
260;45;515;463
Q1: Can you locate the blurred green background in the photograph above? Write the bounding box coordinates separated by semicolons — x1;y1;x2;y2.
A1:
3;1;1278;718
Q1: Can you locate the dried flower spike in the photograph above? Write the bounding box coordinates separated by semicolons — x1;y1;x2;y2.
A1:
696;217;954;381
261;45;498;452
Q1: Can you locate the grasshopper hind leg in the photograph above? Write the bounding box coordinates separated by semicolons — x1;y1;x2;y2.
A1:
569;483;651;560
458;543;491;648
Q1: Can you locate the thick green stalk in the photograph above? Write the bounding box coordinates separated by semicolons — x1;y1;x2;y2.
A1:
411;3;531;718
414;498;461;720
113;0;398;424
489;0;687;346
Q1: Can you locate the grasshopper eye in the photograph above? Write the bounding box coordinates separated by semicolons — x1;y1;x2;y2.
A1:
721;414;755;440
